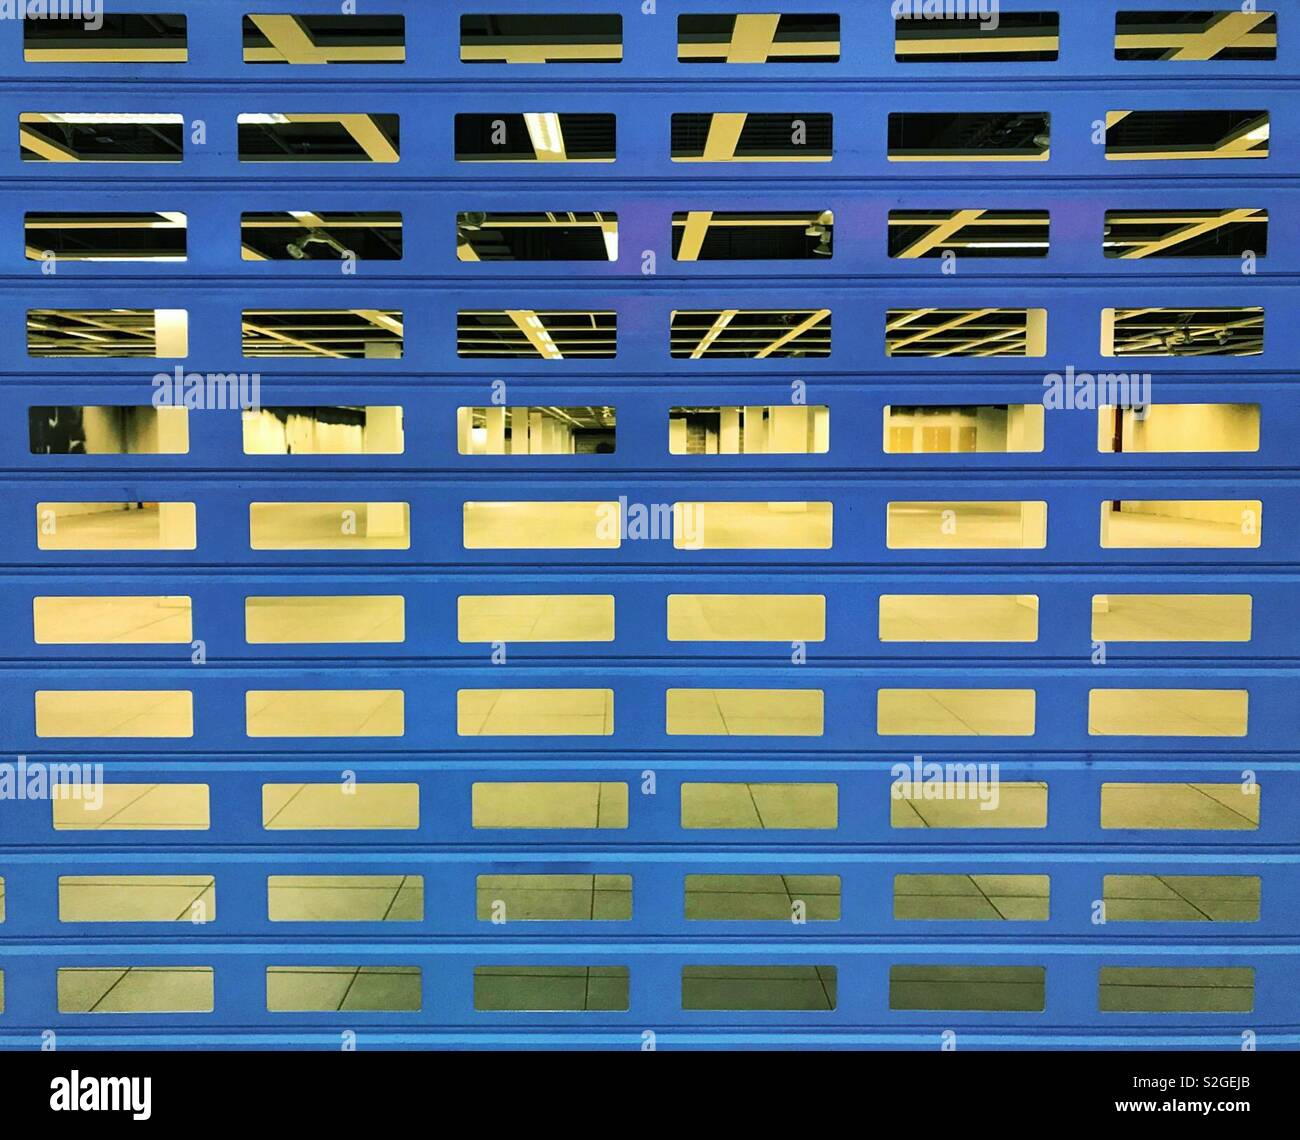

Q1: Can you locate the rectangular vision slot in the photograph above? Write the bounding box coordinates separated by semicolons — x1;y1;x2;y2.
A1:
457;406;615;454
678;14;840;64
669;405;828;454
462;13;623;64
30;406;188;455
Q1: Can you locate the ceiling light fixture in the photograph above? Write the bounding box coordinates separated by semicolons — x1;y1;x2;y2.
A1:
523;112;564;157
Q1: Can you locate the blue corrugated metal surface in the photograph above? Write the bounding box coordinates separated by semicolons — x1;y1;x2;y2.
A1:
0;0;1297;1048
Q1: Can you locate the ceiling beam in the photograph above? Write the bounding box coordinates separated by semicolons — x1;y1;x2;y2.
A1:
675;211;714;262
755;309;830;359
247;15;327;63
1118;207;1262;259
19;127;79;162
272;115;399;163
726;14;781;63
935;327;1023;357
677;39;838;60
890;309;993;350
1171;11;1273;60
335;115;400;163
701;113;748;161
354;310;404;337
241;320;347;358
895;208;986;259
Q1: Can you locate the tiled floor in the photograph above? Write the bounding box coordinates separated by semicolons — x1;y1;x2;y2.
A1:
1098;967;1254;1013
1101;507;1259;549
890;965;1046;1012
59;876;216;923
266;966;421;1012
681;966;838;1011
667;593;826;642
52;783;210;830
262;783;420;830
879;594;1039;643
249;502;410;550
885;502;1262;551
878;688;1036;735
36;872;1261;926
472;781;628;829
675;502;833;550
29;501;1264;554
463;501;621;549
891;783;1048;829
681;782;838;829
684;874;841;921
1089;688;1248;737
36;504;194;551
22;591;1256;649
457;688;613;736
29;684;1256;740
462;500;834;550
1103;875;1260;922
268;875;424;922
245;688;405;737
42;779;1262;834
887;502;1045;550
43;962;1258;1014
32;595;193;644
474;966;630;1011
666;688;823;736
1092;594;1252;642
894;874;1050;920
476;874;633;921
35;689;193;738
58;967;215;1014
245;595;405;643
57;965;427;1014
458;594;615;642
1100;783;1260;830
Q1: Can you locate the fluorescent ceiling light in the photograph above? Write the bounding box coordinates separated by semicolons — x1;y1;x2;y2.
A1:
523;112;564;157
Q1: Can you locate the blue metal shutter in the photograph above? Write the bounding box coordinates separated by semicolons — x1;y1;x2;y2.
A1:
0;0;1297;1049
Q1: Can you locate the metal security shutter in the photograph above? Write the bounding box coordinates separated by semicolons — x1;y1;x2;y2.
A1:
0;0;1297;1049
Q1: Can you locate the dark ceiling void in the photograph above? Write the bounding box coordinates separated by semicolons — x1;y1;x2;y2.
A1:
461;13;622;63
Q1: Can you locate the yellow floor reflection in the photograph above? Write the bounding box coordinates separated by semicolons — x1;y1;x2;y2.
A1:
457;688;613;735
877;688;1036;735
666;688;823;735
